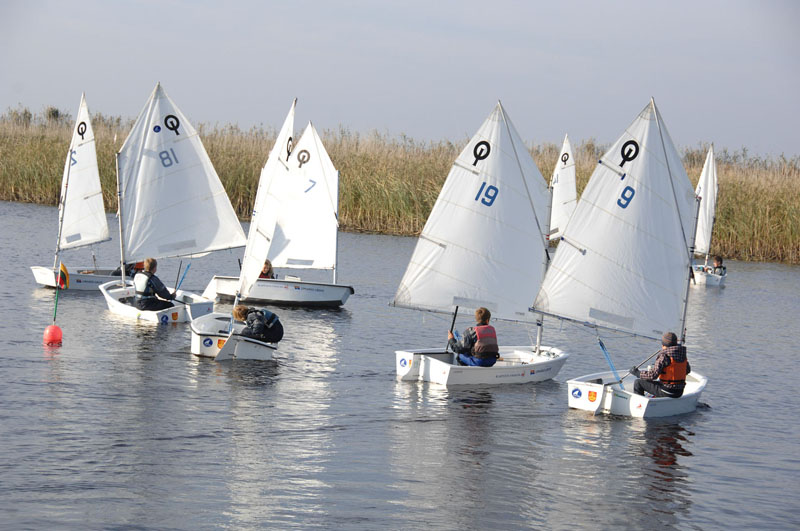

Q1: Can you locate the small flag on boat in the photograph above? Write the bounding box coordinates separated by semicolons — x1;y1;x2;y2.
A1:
57;263;69;289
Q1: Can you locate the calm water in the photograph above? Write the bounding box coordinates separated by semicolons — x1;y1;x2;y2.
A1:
1;200;798;529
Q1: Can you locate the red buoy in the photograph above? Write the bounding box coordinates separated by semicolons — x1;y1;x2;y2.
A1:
43;325;63;346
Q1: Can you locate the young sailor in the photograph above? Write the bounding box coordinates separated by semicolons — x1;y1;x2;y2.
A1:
630;332;691;398
447;307;500;367
232;305;284;343
133;258;175;311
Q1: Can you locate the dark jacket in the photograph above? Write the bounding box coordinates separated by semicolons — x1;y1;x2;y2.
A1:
241;308;284;343
134;271;174;310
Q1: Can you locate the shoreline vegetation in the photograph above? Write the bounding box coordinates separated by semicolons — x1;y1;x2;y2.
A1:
2;106;798;264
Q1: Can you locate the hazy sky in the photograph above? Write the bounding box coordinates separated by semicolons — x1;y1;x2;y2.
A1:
2;0;798;156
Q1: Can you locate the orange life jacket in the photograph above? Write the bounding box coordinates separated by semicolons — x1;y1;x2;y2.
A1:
472;325;499;358
659;356;687;385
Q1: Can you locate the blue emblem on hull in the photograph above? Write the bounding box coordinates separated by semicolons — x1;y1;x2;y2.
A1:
203;338;213;347
571;388;582;399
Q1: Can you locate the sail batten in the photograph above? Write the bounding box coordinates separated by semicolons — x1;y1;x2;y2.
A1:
392;103;550;323
532;100;695;338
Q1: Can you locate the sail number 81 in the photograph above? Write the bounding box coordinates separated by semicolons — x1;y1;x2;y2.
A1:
475;182;498;207
617;186;635;209
159;148;179;168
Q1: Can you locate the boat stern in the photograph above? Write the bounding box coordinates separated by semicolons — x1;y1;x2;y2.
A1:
395;350;422;381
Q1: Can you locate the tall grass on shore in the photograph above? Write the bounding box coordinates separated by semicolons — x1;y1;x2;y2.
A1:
1;106;798;263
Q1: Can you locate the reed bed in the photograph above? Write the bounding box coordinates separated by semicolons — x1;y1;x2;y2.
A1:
1;107;798;263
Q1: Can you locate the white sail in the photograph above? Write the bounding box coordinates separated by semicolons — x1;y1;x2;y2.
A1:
237;100;296;299
392;102;550;322
533;99;697;339
548;134;577;240
267;122;339;270
59;93;110;251
116;83;246;261
694;145;717;257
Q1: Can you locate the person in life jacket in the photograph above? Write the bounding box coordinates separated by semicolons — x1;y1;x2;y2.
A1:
233;305;284;343
133;258;175;311
706;255;726;276
447;307;499;367
630;331;692;398
259;259;276;279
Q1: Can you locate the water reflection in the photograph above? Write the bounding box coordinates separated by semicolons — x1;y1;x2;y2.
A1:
216;308;341;526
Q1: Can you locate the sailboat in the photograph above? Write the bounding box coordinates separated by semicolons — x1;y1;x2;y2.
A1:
99;83;246;323
532;99;707;418
31;93;117;290
202;102;354;307
391;102;569;386
190;100;297;361
691;146;724;286
548;134;577;241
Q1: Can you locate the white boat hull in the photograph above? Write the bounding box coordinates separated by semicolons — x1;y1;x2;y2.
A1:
203;275;354;307
567;370;707;418
692;266;726;287
31;266;121;291
99;280;213;323
190;312;277;360
395;346;569;386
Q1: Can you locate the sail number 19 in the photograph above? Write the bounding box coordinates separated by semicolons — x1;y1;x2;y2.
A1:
475;182;498;207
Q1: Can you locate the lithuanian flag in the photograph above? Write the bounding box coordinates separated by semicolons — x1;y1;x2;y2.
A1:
57;263;69;289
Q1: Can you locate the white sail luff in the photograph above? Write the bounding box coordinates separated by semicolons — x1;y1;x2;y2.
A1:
548;133;577;240
116;83;246;263
237;100;295;300
533;100;696;339
57;93;110;253
694;145;717;257
392;102;550;323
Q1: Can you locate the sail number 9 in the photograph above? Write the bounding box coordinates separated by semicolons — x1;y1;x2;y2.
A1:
617;186;635;208
159;148;180;168
475;182;499;207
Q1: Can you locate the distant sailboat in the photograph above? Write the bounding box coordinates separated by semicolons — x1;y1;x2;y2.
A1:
203;101;354;307
692;146;725;286
99;83;246;323
30;93;116;290
391;102;568;386
548;134;577;241
532;99;707;418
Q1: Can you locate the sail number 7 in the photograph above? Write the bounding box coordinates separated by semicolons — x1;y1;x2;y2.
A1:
475;182;499;206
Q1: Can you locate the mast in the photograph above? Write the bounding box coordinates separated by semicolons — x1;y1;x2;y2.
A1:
704;144;716;265
115;152;127;285
652;98;695;344
498;101;550;352
333;169;340;285
52;141;75;271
